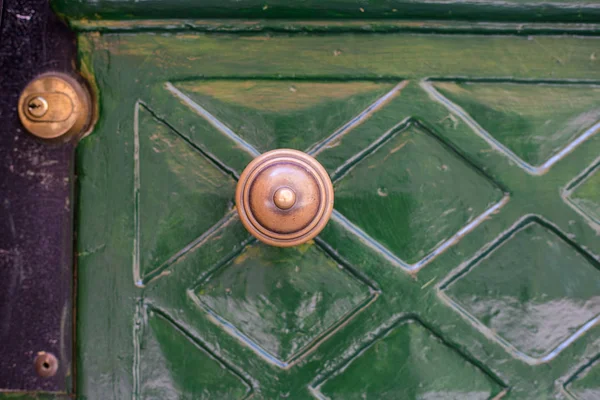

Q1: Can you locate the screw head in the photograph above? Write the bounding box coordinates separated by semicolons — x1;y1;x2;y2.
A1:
26;96;49;118
34;352;58;378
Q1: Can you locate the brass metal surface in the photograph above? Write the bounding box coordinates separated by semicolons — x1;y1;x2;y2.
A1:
273;187;296;210
25;96;49;118
18;72;93;140
236;149;334;247
33;352;58;378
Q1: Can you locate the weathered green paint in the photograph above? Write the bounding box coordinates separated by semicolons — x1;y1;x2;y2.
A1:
27;15;600;400
74;33;600;81
567;162;600;226
171;80;394;154
194;241;374;366
135;104;237;282
433;82;600;168
317;319;505;399
443;217;600;361
64;19;600;36
566;356;600;400
52;0;600;22
333;123;505;266
138;311;252;399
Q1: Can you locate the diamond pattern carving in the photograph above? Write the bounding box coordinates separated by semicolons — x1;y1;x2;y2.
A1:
565;161;600;226
137;309;252;399
312;319;505;400
334;123;506;269
192;241;375;367
429;81;600;174
442;216;600;363
136;77;600;372
134;103;236;284
565;357;600;400
172;80;396;153
76;29;600;399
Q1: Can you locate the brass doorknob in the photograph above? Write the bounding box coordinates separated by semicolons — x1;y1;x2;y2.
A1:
236;149;334;247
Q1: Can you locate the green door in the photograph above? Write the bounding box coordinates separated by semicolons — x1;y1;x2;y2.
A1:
45;2;600;398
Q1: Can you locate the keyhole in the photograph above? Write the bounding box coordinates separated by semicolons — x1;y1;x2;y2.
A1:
26;96;49;118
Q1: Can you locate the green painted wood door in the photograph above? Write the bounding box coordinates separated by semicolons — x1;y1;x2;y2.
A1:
49;3;600;399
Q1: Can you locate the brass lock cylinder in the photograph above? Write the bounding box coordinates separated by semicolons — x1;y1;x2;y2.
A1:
18;72;93;140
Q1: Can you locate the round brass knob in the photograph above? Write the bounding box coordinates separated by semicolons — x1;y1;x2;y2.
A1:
236;149;334;247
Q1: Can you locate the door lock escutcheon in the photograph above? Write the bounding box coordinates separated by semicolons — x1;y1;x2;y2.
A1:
18;72;94;140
